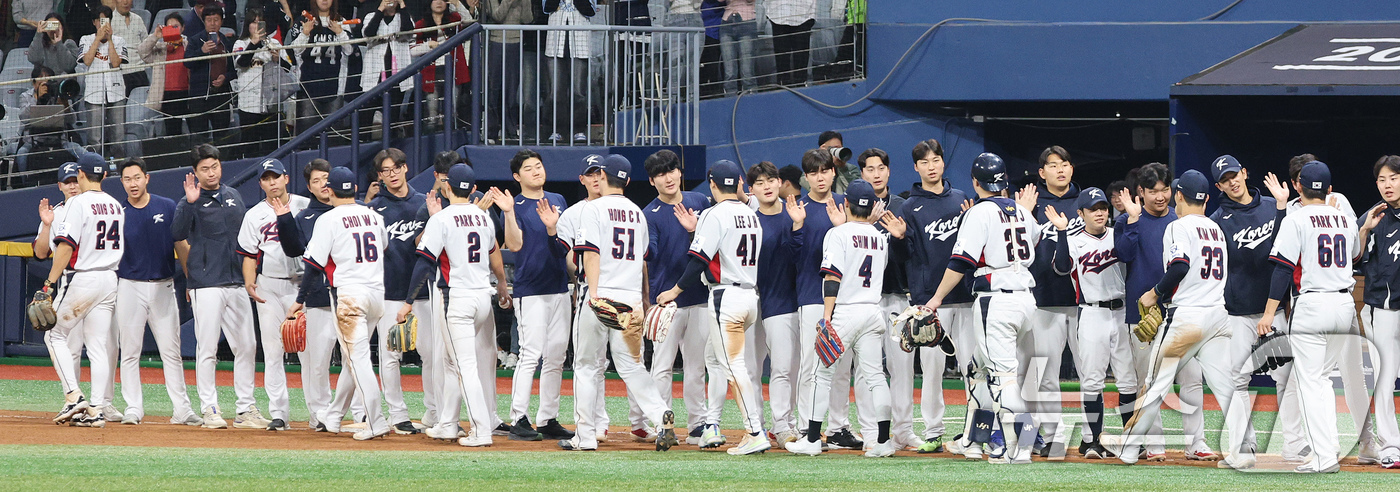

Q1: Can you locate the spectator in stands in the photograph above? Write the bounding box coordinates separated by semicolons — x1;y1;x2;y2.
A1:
29;14;80;75
246;0;294;40
78;6;132;159
185;0;239;38
359;0;415;138
17;66;86;175
831;0;864;79
659;0;702;96
817;130;856;193
233;10;290;157
415;0;475;134
140;13;193;139
113;0;152;95
542;0;596;144
12;0;52;47
766;0;814;86
288;0;353;135
719;0;756;94
184;5;236;143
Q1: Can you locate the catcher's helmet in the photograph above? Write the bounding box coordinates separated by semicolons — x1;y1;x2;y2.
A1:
971;152;1009;192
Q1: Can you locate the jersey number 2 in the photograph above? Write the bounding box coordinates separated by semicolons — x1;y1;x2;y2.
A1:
735;233;758;267
93;220;121;250
351;232;379;263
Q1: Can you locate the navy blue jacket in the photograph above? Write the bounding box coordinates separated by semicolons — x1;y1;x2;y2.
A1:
172;186;245;289
756;204;804;319
898;182;972;306
1362;204;1400;310
1209;190;1286;316
876;193;909;295
368;186;428;301
795;192;843;306
183;30;236;97
119;194;180;281
645;192;711;307
1114;209;1176;323
1031;182;1082;307
506;192;570;298
279;196;333;308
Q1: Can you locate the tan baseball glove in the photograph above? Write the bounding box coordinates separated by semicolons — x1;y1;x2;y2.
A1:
27;286;57;332
1134;300;1164;343
590;297;639;331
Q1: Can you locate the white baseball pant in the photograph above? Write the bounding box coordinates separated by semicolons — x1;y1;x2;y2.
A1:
797;304;872;436
319;288;389;435
572;292;668;448
1227;312;1295;454
431;287;498;437
1077;305;1138;444
806;304;892;434
750;310;798;434
1024;306;1080;440
919;303;972;441
374;298;432;425
301;306;340;427
47;271;116;411
972;291;1036;451
1364;305;1400;454
652;305;725;431
572;291;613;437
421;284;458;428
508;293;571;425
190;285;256;415
1341;313;1378;451
115;278;194;422
253;275;297;421
1287;292;1361;470
703;286;763;433
879;293;921;443
1126;320;1166;455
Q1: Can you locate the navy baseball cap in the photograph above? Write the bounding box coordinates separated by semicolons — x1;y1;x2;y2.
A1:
601;154;632;181
328;166;356;193
708;159;743;187
1209;155;1243;183
257;158;287;177
1076;187;1110;210
1173;170;1211;202
448;163;475;192
57;162;79;181
581;154;605;175
846;179;878;208
1299;161;1331;192
77;152;107;178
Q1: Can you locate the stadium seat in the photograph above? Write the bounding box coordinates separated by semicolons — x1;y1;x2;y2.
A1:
0;68;29;112
132;9;153;32
3;48;29;70
133;0;146;11
126;86;154;141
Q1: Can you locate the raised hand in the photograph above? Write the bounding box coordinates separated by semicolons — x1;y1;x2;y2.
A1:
674;203;698;232
475;188;496;211
1045;205;1069;231
269;195;290;216
869;200;887;224
1115;188;1141;220
1363;203;1385;233
961;198;974;213
825;199;846;226
879;211;907;239
183;173;200;203
1263;172;1289;208
426;189;442;216
38;198;54;225
491;187;514;214
785;195;806;229
364;180;380;203
1015;184;1038;212
1327;194;1340;211
538;199;560;233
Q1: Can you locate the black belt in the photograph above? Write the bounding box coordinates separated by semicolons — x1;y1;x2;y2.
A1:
975;289;1019;294
1302;289;1352;294
1082;299;1125;310
719;282;755;289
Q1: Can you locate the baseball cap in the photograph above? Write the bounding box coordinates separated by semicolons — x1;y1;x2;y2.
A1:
447;163;475;192
328;166;356;193
77;152;107;179
57;162;79;182
601;154;632;181
1076;187;1109;210
707;159;742;188
1299;161;1331;192
257;158;287;177
1173;170;1210;202
1209;155;1243;183
846;179;878;208
581;154;605;175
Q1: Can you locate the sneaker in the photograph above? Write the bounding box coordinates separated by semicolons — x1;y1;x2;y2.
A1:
915;435;943;454
53;393;89;424
393;421;421;435
426;425;459;440
700;424;726;449
342;422;368;433
632;427;658;442
558;437;596;451
102;405;123;422
510;417;543;441
827;428;864;450
1359;437;1381;465
1379;451;1400;469
1295;460;1341;474
684;426;704;445
492;422;512;437
121;413;141;425
727;434;772;455
353;426;390;441
773;430;799;445
234;408;273;429
865;439;898;458
572;133;587;143
267;419;289;431
173;412;203;427
202;409;228;429
656;410;678;452
1081;441;1114;459
1219;450;1257;470
460;432;493;447
947;434;983;460
785;437;823;456
1186;443;1221;461
538;419;575;440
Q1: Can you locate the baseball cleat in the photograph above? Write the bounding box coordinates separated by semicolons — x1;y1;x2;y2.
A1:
1294;461;1341;474
341;422;368;433
946;435;983;460
986;430;1007;464
537;419;575;440
1081;441;1114;459
785;438;823;456
492;422;512;437
915;435;943;454
392;421;420;435
102;405;123;422
656;410;678;451
1186;444;1221;461
1032;434;1048;457
53;393;89;424
1218;452;1257;470
727;434;772;456
774;430;799;445
459;433;493;447
632;427;658;442
420;411;439;429
596;431;609;443
426;425;459;440
234;408;272;429
1142;451;1166;462
121;414;141;425
172;412;203;427
1358;437;1381;465
202;409;228;429
558;437;596;451
827;428;864;450
509;417;542;441
684;426;704;445
1281;445;1311;464
267;419;289;431
1379;452;1400;469
353;427;390;441
865;439;898;458
700;424;726;449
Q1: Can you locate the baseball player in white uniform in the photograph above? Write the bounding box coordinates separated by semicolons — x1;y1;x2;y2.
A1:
1046;188;1137;459
1117;170;1253;469
924;153;1040;464
786;179;898;458
41;157;122;427
1260;161;1362;473
237;158;310;431
655;160;770;455
557;155;616;443
299;166;391;441
34;164;89;419
402;164;510;447
562;154;678;452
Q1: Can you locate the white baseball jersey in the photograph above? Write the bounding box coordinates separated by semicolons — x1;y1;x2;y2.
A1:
557;200;588;255
52;191;125;272
1161;214;1227;307
689;199;762;288
303;204;386;291
820;221;888;305
1288;192;1356;225
417;203;498;290
1066;228;1124;303
1270;203;1359;294
575;195;649;294
950;198;1039;292
238;195;311;279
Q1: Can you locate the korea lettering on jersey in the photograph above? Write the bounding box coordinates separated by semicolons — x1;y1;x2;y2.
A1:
1161;215;1228;307
575;196;649;294
416;204;497;290
950;198;1039;292
238;195;311;279
1068;228;1124;303
1269;205;1360;294
303;205;386;291
53;192;126;271
688;200;762;287
820;222;888;305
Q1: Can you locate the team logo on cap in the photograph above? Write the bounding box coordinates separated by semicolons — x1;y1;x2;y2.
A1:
618;170;628;179
1196;192;1206;200
1089;189;1102;198
1214;157;1229;169
341;183;351;190
262;160;275;170
63;163;75;173
1311;182;1322;189
458;182;470;189
993;172;1006;181
91;165;104;174
858;198;869;206
723;178;734;185
585;155;601;165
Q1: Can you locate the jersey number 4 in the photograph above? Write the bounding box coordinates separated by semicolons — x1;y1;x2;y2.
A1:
1318;234;1348;268
351;232;379;263
93;220;121;250
1004;227;1030;262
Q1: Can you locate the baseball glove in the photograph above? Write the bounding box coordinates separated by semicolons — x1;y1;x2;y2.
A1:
890;306;953;355
1133;300;1163;343
815;319;845;367
280;312;307;353
644;302;677;342
27;286;56;332
1249;331;1293;374
388;313;418;352
590;297;639;331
